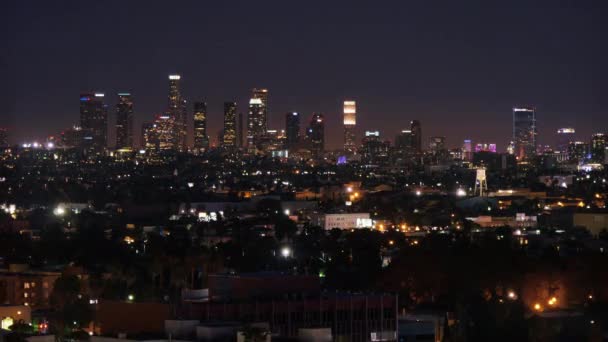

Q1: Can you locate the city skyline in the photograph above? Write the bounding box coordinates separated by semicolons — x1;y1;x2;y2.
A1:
3;2;606;149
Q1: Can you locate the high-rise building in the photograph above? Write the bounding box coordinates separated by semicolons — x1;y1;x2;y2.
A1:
60;125;85;148
247;88;268;148
474;143;497;153
0;128;7;147
115;93;134;150
343;100;357;153
285;112;300;149
167;75;187;151
362;131;390;165
556;128;575;153
80;92;108;154
462;139;473;161
306;113;324;156
410;120;422;153
141;122;158;152
428;136;446;154
590;133;607;164
568;141;588;163
193;101;209;152
223;102;237;148
154;115;177;151
512;107;537;161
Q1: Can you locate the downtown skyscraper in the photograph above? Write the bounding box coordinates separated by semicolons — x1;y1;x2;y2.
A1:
285;112;300;150
193;101;209;152
167;75;187;151
223;102;238;148
247;88;268;149
343;100;357;154
307;113;325;157
410;120;422;153
115;93;134;149
80;92;107;154
512;107;537;161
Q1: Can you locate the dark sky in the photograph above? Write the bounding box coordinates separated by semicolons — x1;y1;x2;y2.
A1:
2;1;607;150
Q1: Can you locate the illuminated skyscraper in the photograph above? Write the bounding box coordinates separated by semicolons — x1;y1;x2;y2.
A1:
462;139;473;161
247;88;268;148
591;133;607;164
115;93;134;149
223;102;237;148
306;113;324;156
80;92;107;154
154;114;177;151
410;120;422;153
343;100;356;153
512;107;537;161
167;75;187;151
193;101;209;152
141;122;158;152
285;112;300;149
556;128;575;153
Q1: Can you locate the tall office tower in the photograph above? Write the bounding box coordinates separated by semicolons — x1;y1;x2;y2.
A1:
60;125;84;148
428;136;446;154
306;113;325;156
556;128;575;153
285;112;300;149
568;141;588;163
362;131;390;165
512;107;537;161
167;75;187;151
80;92;108;154
395;130;413;151
462;139;473;161
141;122;158;152
193;101;209;152
591;133;607;164
154;115;177;151
115;93;134;149
410;120;422;153
238;112;244;148
223;102;237;148
343;100;357;153
0;128;7;147
247;88;268;148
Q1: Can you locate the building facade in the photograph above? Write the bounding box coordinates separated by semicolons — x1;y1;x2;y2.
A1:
193;101;209;152
343;100;357;154
115;93;134;149
80;92;107;154
512;107;537;161
223;102;238;148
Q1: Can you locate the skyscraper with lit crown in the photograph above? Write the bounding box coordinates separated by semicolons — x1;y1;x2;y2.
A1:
343;100;356;154
512;107;537;161
167;75;187;151
247;88;268;149
193;101;209;152
115;93;134;150
80;92;107;154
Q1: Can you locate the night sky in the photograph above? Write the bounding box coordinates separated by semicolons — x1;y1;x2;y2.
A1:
2;1;607;150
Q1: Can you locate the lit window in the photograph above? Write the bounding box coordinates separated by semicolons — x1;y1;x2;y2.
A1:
24;283;30;289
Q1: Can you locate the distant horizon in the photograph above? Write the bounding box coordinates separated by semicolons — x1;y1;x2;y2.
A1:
3;1;606;149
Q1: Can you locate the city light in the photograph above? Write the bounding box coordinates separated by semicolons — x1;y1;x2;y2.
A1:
456;188;467;197
281;247;292;258
54;206;66;216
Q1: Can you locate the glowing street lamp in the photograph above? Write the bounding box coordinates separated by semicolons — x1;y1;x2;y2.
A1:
281;247;292;258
